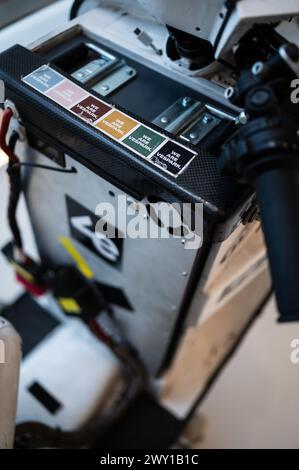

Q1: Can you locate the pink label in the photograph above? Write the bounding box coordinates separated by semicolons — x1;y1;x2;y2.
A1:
46;80;88;108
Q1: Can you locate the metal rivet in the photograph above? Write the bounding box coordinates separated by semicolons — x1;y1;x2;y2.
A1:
161;116;169;124
101;85;110;91
182;271;188;277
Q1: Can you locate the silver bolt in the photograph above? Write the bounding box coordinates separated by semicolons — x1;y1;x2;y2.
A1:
224;86;235;101
161;116;169;124
236;111;248;126
181;239;186;245
182;97;192;107
101;84;110;91
252;62;264;76
182;271;188;277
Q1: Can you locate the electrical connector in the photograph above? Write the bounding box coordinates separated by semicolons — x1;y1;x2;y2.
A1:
134;28;162;56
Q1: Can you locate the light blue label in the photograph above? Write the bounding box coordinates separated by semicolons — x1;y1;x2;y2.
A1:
23;66;64;92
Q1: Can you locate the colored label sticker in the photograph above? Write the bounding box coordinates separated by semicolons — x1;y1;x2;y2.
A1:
22;66;198;178
123;125;166;158
71;96;111;123
23;66;64;92
95;110;138;140
150;141;196;176
46;80;88;108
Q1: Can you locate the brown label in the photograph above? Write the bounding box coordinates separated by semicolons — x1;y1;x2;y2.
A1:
96;110;138;140
71;96;111;123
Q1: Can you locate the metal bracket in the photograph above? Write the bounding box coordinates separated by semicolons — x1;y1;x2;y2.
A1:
152;97;204;135
180;109;221;145
92;62;136;96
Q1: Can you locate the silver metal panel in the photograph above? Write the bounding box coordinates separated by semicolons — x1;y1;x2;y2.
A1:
22;144;200;373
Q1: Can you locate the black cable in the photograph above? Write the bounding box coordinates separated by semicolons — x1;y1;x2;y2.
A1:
7;132;77;251
13;162;77;174
69;0;86;20
7;132;23;250
7;131;18;156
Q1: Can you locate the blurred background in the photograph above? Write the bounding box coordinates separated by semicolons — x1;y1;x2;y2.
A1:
0;0;57;29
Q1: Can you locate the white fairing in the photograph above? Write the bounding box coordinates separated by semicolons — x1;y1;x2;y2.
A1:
138;0;299;56
137;0;224;40
0;318;21;449
93;0;299;60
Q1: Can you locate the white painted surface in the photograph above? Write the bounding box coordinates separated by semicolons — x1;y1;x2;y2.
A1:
17;320;120;430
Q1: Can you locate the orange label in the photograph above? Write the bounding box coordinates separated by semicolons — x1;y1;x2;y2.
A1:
96;110;138;140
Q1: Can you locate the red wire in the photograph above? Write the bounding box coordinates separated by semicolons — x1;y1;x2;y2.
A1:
89;318;112;345
0;108;19;164
1;109;113;346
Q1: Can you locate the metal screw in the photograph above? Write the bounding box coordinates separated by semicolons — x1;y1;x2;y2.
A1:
101;85;110;91
182;97;192;107
182;271;188;277
203;115;212;125
181;239;186;245
252;62;264;76
161;116;169;124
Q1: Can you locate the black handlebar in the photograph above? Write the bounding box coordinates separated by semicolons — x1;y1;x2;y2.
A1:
255;166;299;321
